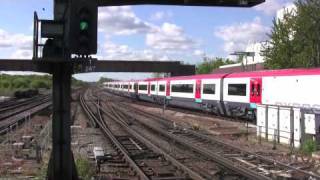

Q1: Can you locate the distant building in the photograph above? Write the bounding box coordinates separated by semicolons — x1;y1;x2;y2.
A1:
214;4;296;74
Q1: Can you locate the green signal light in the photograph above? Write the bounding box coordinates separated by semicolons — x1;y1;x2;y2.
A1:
80;21;89;31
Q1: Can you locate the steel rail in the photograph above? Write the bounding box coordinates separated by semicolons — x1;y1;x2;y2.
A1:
0;95;47;113
0;95;51;121
123;103;320;180
0;100;52;134
102;100;272;180
0;98;18;109
79;94;150;180
99;100;206;180
83;92;207;180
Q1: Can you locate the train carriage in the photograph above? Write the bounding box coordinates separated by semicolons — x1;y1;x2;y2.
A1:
153;80;167;104
137;80;152;102
200;77;224;115
168;78;198;109
223;73;262;119
104;68;320;122
259;69;320;110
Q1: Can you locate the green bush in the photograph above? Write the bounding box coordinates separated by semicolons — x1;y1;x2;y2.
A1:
301;138;317;155
31;79;50;89
0;80;10;89
12;78;29;89
76;157;94;180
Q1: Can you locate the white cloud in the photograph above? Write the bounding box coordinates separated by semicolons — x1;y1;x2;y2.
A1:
0;71;47;76
100;37;171;61
10;49;32;59
214;17;269;53
150;11;173;21
0;29;32;50
146;22;196;51
193;49;205;56
97;7;196;57
255;0;293;16
98;6;155;35
0;28;33;59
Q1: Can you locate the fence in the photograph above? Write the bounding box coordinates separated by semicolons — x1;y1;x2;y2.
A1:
257;105;320;148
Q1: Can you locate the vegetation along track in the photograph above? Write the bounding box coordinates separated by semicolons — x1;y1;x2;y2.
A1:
81;91;215;180
99;91;320;180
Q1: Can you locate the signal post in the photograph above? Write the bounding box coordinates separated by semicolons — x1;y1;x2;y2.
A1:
34;0;98;179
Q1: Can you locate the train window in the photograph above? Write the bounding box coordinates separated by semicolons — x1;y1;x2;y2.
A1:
123;85;128;89
134;84;138;91
203;84;215;94
228;84;246;96
129;85;132;90
257;84;261;96
172;84;194;93
159;84;165;92
139;85;148;90
151;85;156;91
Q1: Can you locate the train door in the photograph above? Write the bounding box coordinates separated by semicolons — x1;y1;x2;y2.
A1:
166;80;170;97
250;78;262;104
134;82;138;94
147;82;151;96
195;79;201;100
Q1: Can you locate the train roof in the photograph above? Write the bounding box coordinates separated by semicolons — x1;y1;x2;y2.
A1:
108;68;320;83
225;68;320;78
144;73;227;82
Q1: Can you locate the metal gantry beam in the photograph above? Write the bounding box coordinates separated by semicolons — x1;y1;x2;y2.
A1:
97;0;265;7
0;59;195;76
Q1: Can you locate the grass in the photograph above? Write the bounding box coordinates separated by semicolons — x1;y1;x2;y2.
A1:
301;138;317;155
76;156;95;180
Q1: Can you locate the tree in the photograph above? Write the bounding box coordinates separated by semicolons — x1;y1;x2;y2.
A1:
196;57;234;74
294;0;320;67
263;9;296;69
97;77;113;84
263;0;320;69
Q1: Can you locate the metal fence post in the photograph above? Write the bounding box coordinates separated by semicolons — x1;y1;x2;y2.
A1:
259;126;262;145
163;97;166;115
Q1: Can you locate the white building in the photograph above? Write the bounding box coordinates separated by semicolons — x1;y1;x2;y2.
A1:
219;4;296;69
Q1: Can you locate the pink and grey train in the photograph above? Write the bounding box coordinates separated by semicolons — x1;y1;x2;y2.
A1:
104;68;320;121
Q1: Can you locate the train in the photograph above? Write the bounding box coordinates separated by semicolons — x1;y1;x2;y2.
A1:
103;68;320;121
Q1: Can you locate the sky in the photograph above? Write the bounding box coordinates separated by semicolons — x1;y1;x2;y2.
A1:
0;0;294;81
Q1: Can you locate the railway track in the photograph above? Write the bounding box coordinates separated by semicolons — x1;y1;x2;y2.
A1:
0;95;51;121
81;91;212;180
0;94;52;135
0;96;41;114
98;91;320;180
86;90;259;179
0;97;18;109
